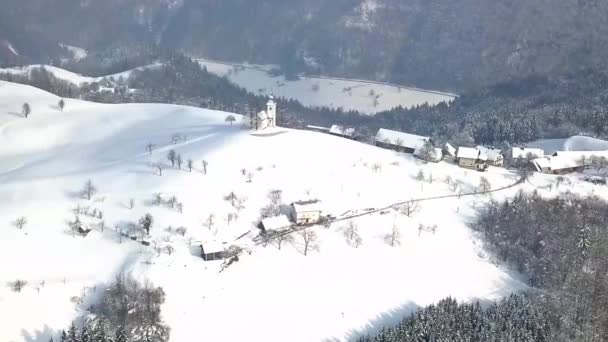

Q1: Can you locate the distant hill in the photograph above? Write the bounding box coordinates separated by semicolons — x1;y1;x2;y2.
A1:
2;0;608;91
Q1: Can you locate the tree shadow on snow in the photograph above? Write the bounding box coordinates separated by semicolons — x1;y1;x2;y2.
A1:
323;301;419;342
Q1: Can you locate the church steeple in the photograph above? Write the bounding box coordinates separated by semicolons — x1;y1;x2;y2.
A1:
266;94;276;126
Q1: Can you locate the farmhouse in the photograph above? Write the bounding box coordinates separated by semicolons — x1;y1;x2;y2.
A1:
256;95;277;130
375;128;430;153
260;215;292;231
329;125;356;139
456;147;488;171
291;200;323;225
477;146;504;167
201;241;227;261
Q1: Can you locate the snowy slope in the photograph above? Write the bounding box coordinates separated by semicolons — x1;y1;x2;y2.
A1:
196;59;456;114
527;135;608;154
0;63;161;86
1;80;528;342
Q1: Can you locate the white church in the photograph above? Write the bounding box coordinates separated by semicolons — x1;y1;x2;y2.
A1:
255;95;277;130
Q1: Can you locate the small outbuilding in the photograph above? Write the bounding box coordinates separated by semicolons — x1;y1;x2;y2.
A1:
260;215;292;231
201;241;227;261
443;143;457;159
375;128;430;154
414;145;444;163
291;200;323;225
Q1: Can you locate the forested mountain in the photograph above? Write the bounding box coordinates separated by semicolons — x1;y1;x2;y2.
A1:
3;0;608;91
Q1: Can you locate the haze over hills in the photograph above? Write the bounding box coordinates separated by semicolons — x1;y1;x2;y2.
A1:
3;0;608;90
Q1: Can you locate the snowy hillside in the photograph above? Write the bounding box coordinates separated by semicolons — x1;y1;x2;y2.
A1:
527;135;608;154
196;59;457;114
0;63;161;86
0;80;537;342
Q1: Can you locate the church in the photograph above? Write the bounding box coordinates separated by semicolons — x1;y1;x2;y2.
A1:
255;95;277;130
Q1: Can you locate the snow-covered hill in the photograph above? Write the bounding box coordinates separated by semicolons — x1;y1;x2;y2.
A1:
196;59;457;114
527;135;608;154
1;80;528;342
0;64;161;86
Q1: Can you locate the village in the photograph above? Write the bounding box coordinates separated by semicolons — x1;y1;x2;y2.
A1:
198;96;608;262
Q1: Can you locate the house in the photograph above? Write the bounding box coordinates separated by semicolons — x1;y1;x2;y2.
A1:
414;145;444;163
291;200;323;225
477;146;504;167
329;125;356;139
260;215;292;231
456;147;488;171
443;143;457;158
532;156;584;174
374;128;430;153
256;95;277;130
201;241;227;261
530;151;608;174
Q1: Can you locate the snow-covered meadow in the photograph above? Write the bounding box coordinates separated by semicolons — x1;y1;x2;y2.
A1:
1;80;584;342
195;59;456;114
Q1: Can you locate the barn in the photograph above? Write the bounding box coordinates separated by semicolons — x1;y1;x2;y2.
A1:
329;125;356;139
374;128;430;154
477;146;504;167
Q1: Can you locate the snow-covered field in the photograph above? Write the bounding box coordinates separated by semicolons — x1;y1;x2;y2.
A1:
2;80;588;342
195;59;457;114
527;135;608;154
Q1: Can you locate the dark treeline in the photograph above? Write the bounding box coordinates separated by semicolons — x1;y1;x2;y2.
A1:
3;54;608;146
357;294;553;342
363;191;608;341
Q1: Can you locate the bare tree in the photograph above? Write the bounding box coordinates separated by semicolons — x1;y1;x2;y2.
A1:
58;98;65;111
12;216;27;230
203;213;215;230
479;176;491;193
372;163;382;173
201;160;208;174
444;175;452;185
225;191;238;207
175;226;187;236
300;228;319;256
187;159;193;172
343;221;362;248
415;170;425;181
176;154;183;170
275;233;294;250
82;180;97;200
168;196;177;208
225;213;236;225
247;172;254;183
176;202;183;213
139;213;153;235
22;102;31;118
128;198;134;210
385;223;401;247
167;150;177;167
152;162;163;176
171;133;181;144
146;143;154;155
153;193;163;206
400;200;420;217
268;189;283;205
165;245;175;255
225;114;236;125
8;280;27;293
241;168;247;176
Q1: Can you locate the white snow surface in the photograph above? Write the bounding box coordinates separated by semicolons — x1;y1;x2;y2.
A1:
0;64;161;86
195;59;456;114
527;135;608;154
0;80;535;342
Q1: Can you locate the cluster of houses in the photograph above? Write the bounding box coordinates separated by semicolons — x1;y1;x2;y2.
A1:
307;124;608;176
